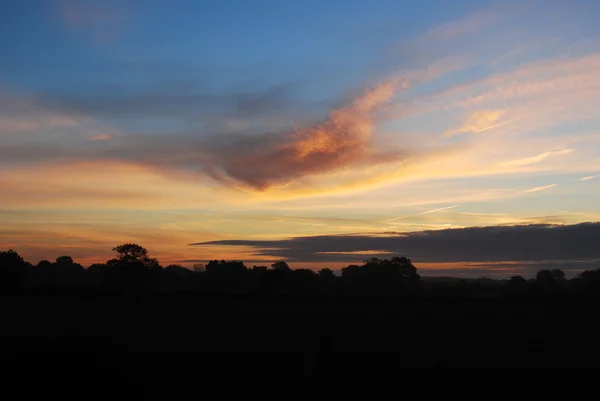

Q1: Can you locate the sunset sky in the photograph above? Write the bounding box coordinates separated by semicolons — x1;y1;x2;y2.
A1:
2;0;600;277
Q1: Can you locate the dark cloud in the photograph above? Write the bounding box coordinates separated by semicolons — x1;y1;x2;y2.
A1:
38;81;299;120
190;223;600;275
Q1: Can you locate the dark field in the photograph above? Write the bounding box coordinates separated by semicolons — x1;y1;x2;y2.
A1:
2;295;599;398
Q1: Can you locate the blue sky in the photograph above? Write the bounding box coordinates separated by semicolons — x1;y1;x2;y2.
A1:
1;0;600;277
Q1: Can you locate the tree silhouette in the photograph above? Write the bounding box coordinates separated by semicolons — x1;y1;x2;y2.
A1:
551;269;566;281
340;257;420;296
7;242;600;302
31;256;85;290
340;265;361;278
535;270;554;283
535;268;568;298
573;268;600;298
271;261;291;272
205;260;248;275
318;268;335;279
507;275;528;287
506;275;530;298
110;243;160;269
193;263;206;273
106;244;162;295
0;249;28;292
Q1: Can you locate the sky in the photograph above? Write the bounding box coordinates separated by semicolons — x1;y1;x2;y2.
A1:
2;0;600;277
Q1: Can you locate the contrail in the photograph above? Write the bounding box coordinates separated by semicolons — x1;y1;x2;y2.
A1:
385;204;460;222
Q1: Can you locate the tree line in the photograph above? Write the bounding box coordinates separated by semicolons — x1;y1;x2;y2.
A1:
1;243;600;299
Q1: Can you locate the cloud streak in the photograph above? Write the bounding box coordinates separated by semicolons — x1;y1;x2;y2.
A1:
500;149;574;167
523;184;557;193
386;205;460;222
191;223;600;270
443;109;507;138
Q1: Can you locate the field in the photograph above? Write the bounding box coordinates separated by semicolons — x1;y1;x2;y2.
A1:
2;295;598;397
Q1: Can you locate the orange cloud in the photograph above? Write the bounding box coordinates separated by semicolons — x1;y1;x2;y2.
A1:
89;134;112;141
202;80;403;190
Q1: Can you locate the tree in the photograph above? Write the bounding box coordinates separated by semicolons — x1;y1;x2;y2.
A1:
0;249;28;291
32;256;85;289
508;276;528;286
271;261;290;272
578;269;600;283
164;264;191;276
535;268;568;297
36;260;53;269
107;243;162;294
341;264;361;278
318;268;335;279
535;269;554;283
506;275;529;297
55;256;84;273
205;260;247;275
361;257;420;282
110;243;160;269
551;269;566;281
193;263;206;273
573;269;600;298
56;256;75;266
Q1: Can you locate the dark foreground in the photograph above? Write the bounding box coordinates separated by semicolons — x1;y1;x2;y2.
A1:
2;295;599;398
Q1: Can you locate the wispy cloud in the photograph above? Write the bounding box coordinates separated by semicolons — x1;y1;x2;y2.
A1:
575;175;599;182
500;149;574;167
524;184;557;193
0;115;81;134
443;109;507;138
386;204;460;222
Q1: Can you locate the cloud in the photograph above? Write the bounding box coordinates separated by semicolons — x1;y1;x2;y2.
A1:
575;175;599;182
199;80;406;190
3;2;599;202
442;110;517;138
190;223;600;271
386;205;460;222
0;115;81;134
425;9;498;42
45;81;300;121
500;149;574;167
523;184;557;193
89;134;112;141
